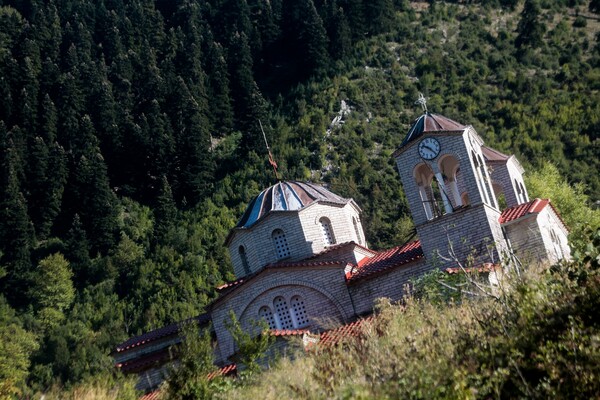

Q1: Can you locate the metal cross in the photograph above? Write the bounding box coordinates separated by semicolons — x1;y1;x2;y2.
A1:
415;92;428;113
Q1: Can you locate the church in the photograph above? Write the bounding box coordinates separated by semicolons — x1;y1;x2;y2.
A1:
112;110;571;394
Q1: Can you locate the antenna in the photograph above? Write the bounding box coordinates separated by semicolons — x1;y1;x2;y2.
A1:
259;120;280;181
415;92;428;113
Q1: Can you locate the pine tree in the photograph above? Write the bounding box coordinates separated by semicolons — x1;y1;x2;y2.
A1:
0;136;33;306
38;143;67;239
297;0;329;76
169;77;215;205
364;0;396;35
65;214;92;287
203;29;234;136
227;32;269;157
154;175;177;244
516;0;546;49
325;1;352;61
340;0;366;41
68;116;118;254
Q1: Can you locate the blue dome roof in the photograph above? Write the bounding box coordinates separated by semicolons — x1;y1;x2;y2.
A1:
401;113;466;147
236;181;349;228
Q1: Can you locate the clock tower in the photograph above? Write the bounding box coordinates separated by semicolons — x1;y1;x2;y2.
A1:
393;109;509;269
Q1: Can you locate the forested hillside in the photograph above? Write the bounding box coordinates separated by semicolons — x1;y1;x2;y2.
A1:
0;0;599;396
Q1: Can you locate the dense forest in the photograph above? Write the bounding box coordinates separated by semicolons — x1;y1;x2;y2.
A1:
0;0;599;396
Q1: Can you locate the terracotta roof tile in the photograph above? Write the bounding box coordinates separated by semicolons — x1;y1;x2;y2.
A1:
206;364;237;380
318;317;374;346
114;313;210;353
269;328;310;337
499;198;550;224
139;389;162;400
346;240;423;283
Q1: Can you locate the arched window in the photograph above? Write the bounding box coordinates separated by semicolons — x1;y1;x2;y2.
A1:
290;295;309;328
319;217;335;246
353;217;362;245
258;306;276;329
272;229;290;259
519;182;528;203
273;296;293;329
439;155;463;210
414;163;443;219
239;245;250;274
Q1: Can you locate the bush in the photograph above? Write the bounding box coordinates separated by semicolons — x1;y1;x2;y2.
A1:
220;230;600;399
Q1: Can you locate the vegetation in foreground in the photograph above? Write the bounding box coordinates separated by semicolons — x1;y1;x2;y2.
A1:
211;229;600;400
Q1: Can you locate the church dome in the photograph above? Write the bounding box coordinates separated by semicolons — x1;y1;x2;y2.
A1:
401;112;466;147
236;181;349;228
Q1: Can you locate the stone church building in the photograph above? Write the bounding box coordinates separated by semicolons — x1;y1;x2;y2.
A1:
113;112;571;394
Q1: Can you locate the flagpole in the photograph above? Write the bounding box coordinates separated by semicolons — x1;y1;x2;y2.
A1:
259;120;280;181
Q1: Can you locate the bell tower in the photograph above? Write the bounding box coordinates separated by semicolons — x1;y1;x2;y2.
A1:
393;99;508;268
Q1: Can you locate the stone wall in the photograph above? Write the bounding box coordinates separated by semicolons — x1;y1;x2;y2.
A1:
228;202;364;278
211;265;354;362
505;207;571;266
416;204;507;269
349;258;430;315
395;129;494;226
489;156;528;208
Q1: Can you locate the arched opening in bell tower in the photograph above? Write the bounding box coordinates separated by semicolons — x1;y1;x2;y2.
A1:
438;155;464;209
414;163;442;220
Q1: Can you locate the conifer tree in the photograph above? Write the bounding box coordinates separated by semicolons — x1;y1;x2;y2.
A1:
39;143;67;239
68;116;118;254
203;29;234;136
297;0;329;76
0;137;33;305
516;0;546;49
364;0;396;35
169;77;215;205
227;31;269;157
325;1;352;61
154;175;177;244
65;214;92;287
340;0;366;40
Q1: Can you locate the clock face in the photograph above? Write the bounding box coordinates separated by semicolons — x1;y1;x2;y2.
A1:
418;137;441;160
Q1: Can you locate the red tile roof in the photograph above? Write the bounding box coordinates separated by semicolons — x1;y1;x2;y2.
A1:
114;313;210;353
499;198;550;224
346;240;424;283
445;263;499;274
318;317;375;346
269;328;310;337
139;390;162;400
206;364;237;380
216;277;246;291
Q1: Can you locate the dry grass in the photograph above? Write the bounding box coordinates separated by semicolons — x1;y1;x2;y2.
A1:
220;255;600;399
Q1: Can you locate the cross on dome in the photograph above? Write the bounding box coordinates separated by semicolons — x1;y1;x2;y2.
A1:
415;93;428;113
